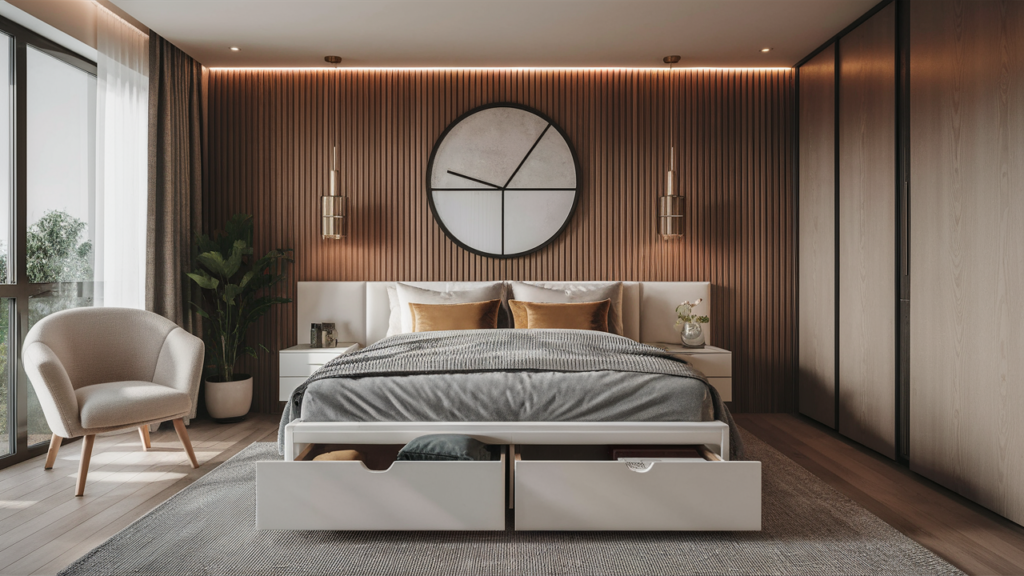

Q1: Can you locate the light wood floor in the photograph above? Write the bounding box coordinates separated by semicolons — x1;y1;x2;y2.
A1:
0;414;280;576
0;413;1022;575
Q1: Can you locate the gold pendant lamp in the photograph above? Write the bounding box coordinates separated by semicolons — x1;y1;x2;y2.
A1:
322;56;348;239
321;146;348;239
659;55;684;237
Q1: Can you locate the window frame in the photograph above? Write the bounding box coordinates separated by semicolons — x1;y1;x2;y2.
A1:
0;14;97;468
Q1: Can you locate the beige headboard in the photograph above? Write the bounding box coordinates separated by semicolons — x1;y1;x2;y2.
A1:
296;281;711;347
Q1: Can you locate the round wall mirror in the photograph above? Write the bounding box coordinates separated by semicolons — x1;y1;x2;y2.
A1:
426;103;580;258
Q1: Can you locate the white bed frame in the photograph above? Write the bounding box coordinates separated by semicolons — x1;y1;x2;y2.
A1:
258;281;761;531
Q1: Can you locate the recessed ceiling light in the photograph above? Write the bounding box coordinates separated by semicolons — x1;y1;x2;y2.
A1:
760;47;772;53
230;47;240;52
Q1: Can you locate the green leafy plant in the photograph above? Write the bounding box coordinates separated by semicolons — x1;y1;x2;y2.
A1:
675;298;710;328
188;214;293;382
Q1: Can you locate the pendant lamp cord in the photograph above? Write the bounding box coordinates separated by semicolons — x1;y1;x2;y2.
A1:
668;61;675;190
667;60;675;190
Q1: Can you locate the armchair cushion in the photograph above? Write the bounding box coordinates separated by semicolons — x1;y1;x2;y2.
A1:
76;381;191;430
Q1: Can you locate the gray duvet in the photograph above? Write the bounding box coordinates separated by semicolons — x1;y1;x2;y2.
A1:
279;329;743;459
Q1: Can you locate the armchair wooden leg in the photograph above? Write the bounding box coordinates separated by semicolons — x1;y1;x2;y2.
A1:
172;418;199;469
138;425;151;451
44;434;62;470
75;435;95;497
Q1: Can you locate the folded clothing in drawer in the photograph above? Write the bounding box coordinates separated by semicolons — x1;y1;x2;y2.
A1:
397;434;502;462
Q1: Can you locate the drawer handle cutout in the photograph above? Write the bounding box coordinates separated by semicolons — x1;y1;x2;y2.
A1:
623;461;654;473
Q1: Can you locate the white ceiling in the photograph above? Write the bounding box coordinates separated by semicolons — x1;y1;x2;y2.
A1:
110;0;877;68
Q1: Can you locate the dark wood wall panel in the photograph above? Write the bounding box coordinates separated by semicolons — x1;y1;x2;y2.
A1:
206;69;795;414
798;45;838;429
909;0;1024;526
837;2;897;459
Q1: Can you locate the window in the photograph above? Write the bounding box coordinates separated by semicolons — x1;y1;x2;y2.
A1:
0;17;97;466
0;32;11;286
24;47;98;445
0;31;11;456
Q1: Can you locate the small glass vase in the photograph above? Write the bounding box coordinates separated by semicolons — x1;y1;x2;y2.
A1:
680;322;705;348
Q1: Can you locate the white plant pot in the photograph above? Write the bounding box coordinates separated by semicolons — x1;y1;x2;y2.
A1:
204;375;253;421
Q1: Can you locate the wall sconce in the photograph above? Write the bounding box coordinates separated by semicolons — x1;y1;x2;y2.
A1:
659;55;684;237
321;146;348;239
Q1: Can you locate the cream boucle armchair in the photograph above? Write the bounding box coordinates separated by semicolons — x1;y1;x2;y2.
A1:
22;307;205;496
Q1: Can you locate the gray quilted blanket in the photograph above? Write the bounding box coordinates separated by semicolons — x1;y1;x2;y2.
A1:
280;329;744;459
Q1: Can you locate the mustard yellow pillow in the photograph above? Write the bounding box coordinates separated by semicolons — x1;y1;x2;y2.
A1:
509;299;530;328
410;299;501;332
513;299;611;332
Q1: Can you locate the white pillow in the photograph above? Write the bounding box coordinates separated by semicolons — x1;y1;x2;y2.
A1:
395;283;505;334
385;286;404;337
509;281;624;335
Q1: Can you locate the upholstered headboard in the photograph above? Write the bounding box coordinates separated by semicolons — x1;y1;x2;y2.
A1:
296;281;711;347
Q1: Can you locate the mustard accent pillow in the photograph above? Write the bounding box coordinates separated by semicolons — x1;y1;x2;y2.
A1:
514;299;611;332
410;299;501;332
509;299;530;328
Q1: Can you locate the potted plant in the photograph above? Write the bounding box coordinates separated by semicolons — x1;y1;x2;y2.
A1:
188;214;293;421
675;298;710;348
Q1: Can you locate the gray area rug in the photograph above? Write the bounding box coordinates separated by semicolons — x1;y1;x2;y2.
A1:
60;431;963;576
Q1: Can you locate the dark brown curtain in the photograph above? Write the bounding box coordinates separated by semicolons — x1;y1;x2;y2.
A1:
146;32;204;333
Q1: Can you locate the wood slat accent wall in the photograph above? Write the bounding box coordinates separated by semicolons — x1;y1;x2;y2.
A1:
798;45;837;429
909;0;1024;526
837;2;897;459
206;68;795;414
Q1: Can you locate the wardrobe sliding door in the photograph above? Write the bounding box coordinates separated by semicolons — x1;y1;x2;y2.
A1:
798;45;836;428
837;2;896;459
909;0;1024;526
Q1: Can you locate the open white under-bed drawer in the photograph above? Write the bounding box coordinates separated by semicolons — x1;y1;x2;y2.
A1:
262;421;758;531
257;445;506;530
513;445;761;531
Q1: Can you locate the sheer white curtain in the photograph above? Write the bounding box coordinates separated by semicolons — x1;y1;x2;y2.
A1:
96;9;148;309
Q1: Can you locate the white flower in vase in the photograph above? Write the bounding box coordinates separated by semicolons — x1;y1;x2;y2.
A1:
675;298;709;348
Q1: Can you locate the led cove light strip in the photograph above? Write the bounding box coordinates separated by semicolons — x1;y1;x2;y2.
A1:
90;0;147;36
208;66;793;72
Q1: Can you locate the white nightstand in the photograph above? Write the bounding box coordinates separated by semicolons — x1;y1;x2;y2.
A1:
645;343;733;402
279;343;359;401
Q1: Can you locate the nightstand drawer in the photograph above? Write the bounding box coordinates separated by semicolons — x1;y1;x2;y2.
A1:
676;353;731;378
280;355;336;377
280;377;310;401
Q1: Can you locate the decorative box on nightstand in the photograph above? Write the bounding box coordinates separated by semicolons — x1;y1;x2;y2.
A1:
279;343;359;401
646;344;733;402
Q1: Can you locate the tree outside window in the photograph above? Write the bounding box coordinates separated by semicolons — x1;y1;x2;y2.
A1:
0;210;93;443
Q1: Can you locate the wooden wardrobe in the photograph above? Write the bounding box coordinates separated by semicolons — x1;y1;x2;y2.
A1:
907;0;1024;527
798;0;1024;526
798;2;897;460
